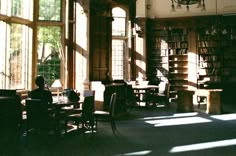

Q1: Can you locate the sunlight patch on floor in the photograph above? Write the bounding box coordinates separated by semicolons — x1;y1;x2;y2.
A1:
211;113;236;121
117;150;152;156
142;112;198;120
145;116;211;127
170;138;236;153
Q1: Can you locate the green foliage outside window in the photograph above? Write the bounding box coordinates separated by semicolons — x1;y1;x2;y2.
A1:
37;26;62;86
38;0;62;21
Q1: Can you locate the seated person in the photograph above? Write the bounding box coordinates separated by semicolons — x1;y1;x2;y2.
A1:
29;75;53;104
102;71;113;85
28;76;58;132
28;75;56;121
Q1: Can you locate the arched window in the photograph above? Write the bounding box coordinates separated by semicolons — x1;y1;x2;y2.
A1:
112;7;129;80
112;7;126;36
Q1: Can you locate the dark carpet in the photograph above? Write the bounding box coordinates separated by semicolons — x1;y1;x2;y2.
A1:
2;102;236;156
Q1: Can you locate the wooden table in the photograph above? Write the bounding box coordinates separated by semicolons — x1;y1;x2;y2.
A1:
132;85;159;107
53;100;81;108
51;98;84;116
177;90;195;112
196;89;223;114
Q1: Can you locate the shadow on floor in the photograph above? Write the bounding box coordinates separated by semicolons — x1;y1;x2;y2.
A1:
2;102;236;156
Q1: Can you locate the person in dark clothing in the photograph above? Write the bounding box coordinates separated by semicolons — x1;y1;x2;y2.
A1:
27;76;58;133
29;75;53;104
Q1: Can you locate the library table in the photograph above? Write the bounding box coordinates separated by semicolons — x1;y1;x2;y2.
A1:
132;85;159;107
196;89;223;114
177;90;195;113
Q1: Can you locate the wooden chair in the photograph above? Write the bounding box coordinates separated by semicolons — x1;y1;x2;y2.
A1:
126;84;136;107
60;89;81;114
66;95;95;134
150;81;170;107
94;93;118;135
67;90;95;114
82;90;95;97
25;98;58;137
0;95;22;147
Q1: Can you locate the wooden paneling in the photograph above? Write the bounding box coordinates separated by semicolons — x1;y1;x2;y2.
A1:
89;0;111;81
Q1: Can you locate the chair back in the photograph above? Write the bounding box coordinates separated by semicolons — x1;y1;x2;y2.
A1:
159;82;167;94
82;90;95;97
82;96;95;120
0;96;21;134
165;82;170;99
109;93;117;118
0;89;17;96
25;98;49;130
126;84;135;101
157;81;170;104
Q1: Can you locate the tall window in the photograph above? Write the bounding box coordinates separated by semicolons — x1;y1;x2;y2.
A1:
0;0;64;90
0;0;32;89
7;24;31;89
37;0;64;86
112;7;128;80
8;24;24;88
0;21;6;88
37;26;62;85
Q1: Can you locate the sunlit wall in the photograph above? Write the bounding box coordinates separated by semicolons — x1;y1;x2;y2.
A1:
135;29;147;80
75;1;89;90
188;51;198;90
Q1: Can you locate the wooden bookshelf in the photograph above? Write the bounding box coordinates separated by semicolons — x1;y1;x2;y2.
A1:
168;28;189;100
147;28;169;83
197;27;222;89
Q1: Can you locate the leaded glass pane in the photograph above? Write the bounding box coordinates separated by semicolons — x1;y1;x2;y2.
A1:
0;0;8;15
11;0;22;17
10;0;33;20
38;0;62;21
112;40;124;80
9;23;24;88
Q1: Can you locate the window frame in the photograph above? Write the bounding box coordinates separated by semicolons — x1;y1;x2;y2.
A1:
111;6;130;81
34;0;66;88
0;0;66;90
0;1;33;89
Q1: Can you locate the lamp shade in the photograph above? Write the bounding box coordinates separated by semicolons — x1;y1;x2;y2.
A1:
51;79;62;88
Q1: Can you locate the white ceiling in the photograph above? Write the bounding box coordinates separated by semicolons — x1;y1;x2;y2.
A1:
136;0;236;18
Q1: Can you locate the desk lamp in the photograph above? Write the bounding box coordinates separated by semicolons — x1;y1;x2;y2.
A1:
51;79;62;101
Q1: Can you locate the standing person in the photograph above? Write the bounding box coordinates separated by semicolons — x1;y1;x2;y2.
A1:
29;75;53;104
